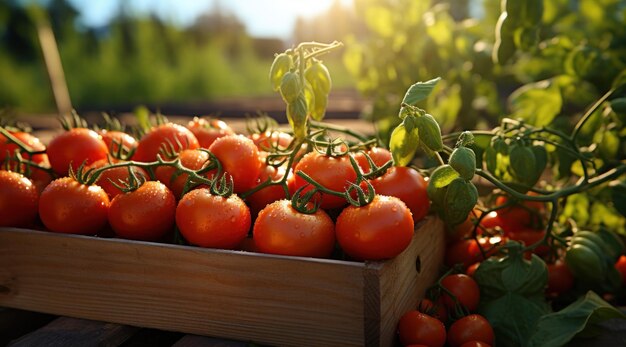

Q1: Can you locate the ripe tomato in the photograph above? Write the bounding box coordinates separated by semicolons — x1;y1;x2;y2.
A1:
39;177;110;234
336;195;414;260
368;166;429;222
460;342;492;347
466;262;481;277
616;255;626;286
417;298;448;324
176;188;251;249
494;194;544;232
98;130;137;155
87;159;148;199
353;147;392;173
47;128;109;176
546;261;575;296
208;134;262;194
253;199;335;257
249;131;293;151
293;151;357;210
0;130;47;163
108;181;176;241
5;152;52;193
245;162;290;217
134;123;199;162
447;213;475;244
445;237;503;269
440;274;480;312
397;310;446;347
155;149;210;199
186;117;234;148
0;170;39;227
447;314;494;347
507;228;550;256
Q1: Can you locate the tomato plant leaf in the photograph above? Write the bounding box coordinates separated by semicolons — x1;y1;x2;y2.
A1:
415;114;443;152
402;78;441;106
509;79;562;127
428;165;459;189
389;120;419;167
611;181;626;219
133;105;151;134
528;291;626;347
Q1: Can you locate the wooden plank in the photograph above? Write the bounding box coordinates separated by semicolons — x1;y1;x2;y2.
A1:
172;335;249;347
8;316;137;347
0;228;367;347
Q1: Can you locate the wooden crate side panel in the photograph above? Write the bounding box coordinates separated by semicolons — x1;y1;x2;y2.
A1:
376;217;445;347
0;229;366;347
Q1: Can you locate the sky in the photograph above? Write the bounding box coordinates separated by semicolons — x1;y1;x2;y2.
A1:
66;0;353;39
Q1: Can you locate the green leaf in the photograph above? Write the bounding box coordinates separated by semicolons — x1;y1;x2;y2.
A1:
449;147;476;180
429;165;459;188
133;105;151;134
389;120;419;167
611;181;626;218
402;78;441;106
443;178;478;225
509;79;563;127
529;291;626;347
415;114;443;152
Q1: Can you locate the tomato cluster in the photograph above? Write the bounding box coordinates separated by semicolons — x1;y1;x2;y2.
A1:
0;116;431;262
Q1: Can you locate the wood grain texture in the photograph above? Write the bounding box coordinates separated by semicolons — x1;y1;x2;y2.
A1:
0;216;444;347
8;316;137;347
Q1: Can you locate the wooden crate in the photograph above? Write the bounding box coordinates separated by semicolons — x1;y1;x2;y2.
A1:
0;216;444;347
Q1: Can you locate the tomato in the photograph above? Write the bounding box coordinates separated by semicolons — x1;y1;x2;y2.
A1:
98;130;137;155
447;214;475;244
478;211;501;230
336;195;413;260
293;151;357;210
39;177;110;234
459;341;492;347
134;123;199;162
108;181;176;241
0;170;39;227
417;298;448;324
155;149;210;199
47;128;109;176
249;131;293;151
507;228;550;256
253;199;335;257
0;130;47;163
546;261;575;296
447;314;494;347
466;262;481;277
440;274;480;312
397;310;446;347
87;159;148;199
208;134;262;194
353;147;392;173
245;162;290;217
186;117;234;148
445;236;503;269
368;166;429;223
5;152;52;193
494;194;544;232
176;188;251;249
616;255;626;286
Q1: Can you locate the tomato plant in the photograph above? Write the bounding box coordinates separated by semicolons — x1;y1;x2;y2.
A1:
336;195;413;260
447;314;495;347
87;159;148;199
353;146;392;174
253;199;335;258
39;176;110;234
176;188;251;249
397;310;446;347
0;170;39;228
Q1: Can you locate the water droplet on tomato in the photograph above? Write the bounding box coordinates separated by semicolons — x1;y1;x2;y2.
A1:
299;232;305;238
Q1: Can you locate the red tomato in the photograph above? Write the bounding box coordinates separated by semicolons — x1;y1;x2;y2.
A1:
108;181;176;241
369;166;429;222
494;194;544;232
447;214;475;244
507;228;550;256
134;123;199;162
397;310;446;347
445;237;503;269
155;149;210;199
293;151;357;210
253;199;335;257
249;131;293;151
417;298;448;324
336;195;414;261
98;130;137;155
39;177;110;234
460;341;492;347
466;262;481;277
447;314;494;347
47;128;109;176
5;152;52;193
353;147;392;173
186;117;234;149
0;130;47;163
546;261;575;296
616;255;626;286
208;134;262;194
440;274;480;312
87;159;148;199
0;170;39;227
176;188;251;249
245;162;290;217
478;211;502;230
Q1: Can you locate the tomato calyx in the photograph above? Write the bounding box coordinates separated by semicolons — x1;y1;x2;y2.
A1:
290;183;322;214
59;110;89;130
